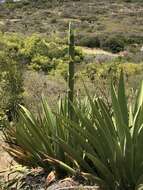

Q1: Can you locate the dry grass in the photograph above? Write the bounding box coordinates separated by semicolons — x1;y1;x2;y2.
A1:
81;47;118;57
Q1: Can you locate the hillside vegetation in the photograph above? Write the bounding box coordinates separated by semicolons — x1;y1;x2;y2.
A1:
0;0;143;51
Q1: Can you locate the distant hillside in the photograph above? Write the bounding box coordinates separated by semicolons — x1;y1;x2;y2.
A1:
0;0;143;50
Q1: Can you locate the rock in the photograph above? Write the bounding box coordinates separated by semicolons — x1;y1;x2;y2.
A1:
46;178;100;190
46;178;79;190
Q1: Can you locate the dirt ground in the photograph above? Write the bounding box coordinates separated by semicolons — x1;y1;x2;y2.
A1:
0;133;101;190
0;132;14;174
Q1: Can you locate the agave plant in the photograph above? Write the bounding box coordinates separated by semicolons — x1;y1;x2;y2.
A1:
3;97;84;177
3;71;143;189
57;71;143;190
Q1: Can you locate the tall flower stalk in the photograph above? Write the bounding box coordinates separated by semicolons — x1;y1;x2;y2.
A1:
68;22;75;119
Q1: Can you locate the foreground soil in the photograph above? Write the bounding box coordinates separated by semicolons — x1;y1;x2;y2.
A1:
0;132;14;173
0;133;100;189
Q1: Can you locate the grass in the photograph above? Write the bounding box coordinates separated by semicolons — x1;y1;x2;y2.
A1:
22;64;143;115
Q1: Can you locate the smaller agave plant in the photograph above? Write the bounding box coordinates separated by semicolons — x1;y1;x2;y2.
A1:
3;71;143;190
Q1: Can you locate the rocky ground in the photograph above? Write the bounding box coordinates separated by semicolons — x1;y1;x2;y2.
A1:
0;132;13;173
0;132;100;190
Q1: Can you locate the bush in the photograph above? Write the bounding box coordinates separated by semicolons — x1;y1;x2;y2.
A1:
31;55;53;72
102;35;125;53
0;110;8;128
0;33;84;75
77;33;127;53
85;58;143;84
21;35;48;59
54;59;68;80
77;34;100;48
0;45;24;124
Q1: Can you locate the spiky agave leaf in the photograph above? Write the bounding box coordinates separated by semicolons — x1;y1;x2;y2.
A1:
3;96;81;175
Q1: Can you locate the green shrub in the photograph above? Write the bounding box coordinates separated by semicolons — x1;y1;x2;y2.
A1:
53;59;68;80
85;60;143;83
77;34;100;48
102;35;125;53
0;47;24;123
77;33;127;53
31;55;53;72
0;33;83;75
21;34;48;59
0;110;8;128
